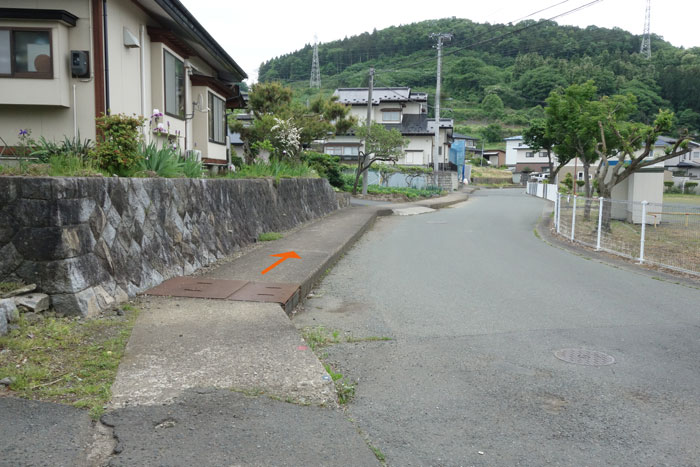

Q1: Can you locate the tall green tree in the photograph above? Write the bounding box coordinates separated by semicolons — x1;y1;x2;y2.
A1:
522;119;557;179
352;122;408;195
592;100;691;230
545;82;599;205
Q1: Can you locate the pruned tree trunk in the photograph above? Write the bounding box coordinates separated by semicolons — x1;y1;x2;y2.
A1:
598;184;613;233
352;154;365;195
583;162;593;220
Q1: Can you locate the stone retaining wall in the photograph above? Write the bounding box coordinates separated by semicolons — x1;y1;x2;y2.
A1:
437;171;458;191
0;177;340;316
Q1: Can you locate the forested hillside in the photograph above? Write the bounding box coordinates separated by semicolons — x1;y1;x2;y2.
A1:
257;18;700;140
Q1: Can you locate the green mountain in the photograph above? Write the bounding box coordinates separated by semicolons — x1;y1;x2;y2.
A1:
257;18;700;138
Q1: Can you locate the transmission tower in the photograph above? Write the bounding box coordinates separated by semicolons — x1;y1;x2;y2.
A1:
640;0;651;59
310;35;321;88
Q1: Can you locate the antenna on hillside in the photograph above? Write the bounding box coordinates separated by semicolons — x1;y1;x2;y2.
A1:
640;0;651;59
310;35;321;88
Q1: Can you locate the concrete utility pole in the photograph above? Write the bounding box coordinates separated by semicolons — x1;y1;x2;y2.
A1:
362;67;374;195
431;33;451;187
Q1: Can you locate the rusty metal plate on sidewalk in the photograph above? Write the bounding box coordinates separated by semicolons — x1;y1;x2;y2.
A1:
145;277;248;299
228;282;300;305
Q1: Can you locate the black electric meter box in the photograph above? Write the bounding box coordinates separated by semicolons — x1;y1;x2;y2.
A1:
71;50;90;78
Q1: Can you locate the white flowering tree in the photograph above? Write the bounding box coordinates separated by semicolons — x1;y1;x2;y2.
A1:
269;117;301;159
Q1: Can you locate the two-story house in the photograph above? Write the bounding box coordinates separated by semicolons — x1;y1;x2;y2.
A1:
323;87;453;167
0;0;246;168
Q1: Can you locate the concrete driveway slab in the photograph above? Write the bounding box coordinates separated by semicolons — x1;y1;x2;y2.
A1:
110;297;335;408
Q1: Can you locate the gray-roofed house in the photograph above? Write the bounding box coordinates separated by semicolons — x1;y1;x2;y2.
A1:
0;0;247;169
323;87;453;167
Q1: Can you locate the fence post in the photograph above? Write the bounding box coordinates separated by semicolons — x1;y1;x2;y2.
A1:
555;193;560;233
571;195;577;241
596;196;604;250
639;200;648;264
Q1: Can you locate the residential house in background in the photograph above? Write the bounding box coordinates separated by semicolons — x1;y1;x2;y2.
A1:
504;135;552;173
483;149;505;166
323;87;453;167
453;133;481;159
663;137;700;179
0;0;246;169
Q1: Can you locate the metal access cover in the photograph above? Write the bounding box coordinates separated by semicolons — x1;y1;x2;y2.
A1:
554;349;615;366
228;282;299;305
145;277;248;299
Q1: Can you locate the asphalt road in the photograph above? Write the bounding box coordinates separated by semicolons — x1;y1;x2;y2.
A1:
294;188;700;466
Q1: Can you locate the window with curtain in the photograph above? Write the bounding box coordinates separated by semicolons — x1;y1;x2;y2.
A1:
164;50;184;118
208;92;226;144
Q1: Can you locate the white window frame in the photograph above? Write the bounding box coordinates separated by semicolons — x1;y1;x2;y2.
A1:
164;49;185;119
382;110;401;122
208;91;226;144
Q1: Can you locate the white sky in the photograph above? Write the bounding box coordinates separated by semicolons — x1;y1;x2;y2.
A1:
179;0;700;83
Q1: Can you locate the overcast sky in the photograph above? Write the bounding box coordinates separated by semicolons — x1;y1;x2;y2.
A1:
179;0;700;83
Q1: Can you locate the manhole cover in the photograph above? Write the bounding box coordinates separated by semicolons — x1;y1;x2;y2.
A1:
554;349;615;366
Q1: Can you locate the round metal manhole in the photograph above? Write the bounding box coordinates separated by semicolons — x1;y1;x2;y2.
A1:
554;349;615;366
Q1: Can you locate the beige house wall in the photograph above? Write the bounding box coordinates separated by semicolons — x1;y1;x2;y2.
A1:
105;0;152;119
0;0;96;143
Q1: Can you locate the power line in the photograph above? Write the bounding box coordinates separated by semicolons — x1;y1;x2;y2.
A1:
376;0;605;73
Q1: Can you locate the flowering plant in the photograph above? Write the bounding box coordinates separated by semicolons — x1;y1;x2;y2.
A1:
16;128;37;156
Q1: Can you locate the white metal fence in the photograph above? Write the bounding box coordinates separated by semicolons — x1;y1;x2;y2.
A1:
527;182;700;276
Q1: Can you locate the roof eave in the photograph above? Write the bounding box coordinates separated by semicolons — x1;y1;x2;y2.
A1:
153;0;247;81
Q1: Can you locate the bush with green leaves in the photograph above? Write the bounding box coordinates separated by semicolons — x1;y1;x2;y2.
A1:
136;142;182;178
685;182;698;194
664;181;675;192
562;173;574;191
32;134;93;162
300;151;343;188
91;113;145;175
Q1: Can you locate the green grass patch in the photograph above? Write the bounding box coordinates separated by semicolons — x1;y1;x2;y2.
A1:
323;363;355;404
365;185;444;199
663;193;700;205
0;308;140;419
225;161;318;179
370;444;386;463
258;232;283;242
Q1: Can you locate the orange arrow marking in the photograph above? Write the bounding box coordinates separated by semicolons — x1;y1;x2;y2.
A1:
261;251;301;275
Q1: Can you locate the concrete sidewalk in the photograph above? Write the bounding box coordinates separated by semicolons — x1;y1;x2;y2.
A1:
1;190;469;466
110;189;470;407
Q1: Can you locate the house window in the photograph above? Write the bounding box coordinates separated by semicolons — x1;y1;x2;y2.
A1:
526;152;534;158
693;151;700;160
382;111;400;122
0;28;52;78
164;50;185;119
208;92;226;144
466;140;476;148
343;146;359;156
539;152;548;158
577;172;584;180
325;146;341;155
405;151;423;165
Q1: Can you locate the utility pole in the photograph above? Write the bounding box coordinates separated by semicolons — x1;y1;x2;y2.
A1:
362;67;374;195
431;33;451;187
